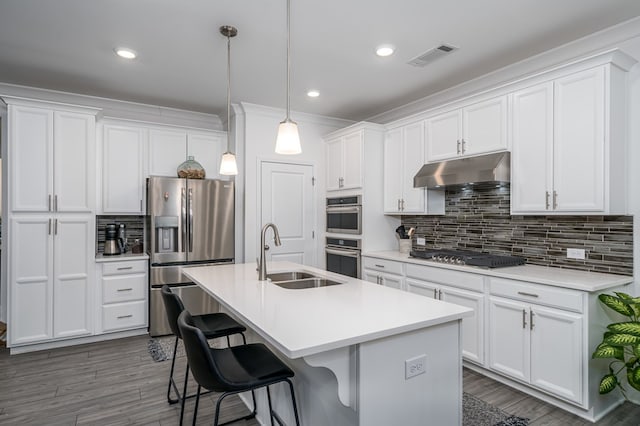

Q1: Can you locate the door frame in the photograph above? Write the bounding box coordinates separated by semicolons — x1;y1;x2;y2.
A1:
256;158;317;268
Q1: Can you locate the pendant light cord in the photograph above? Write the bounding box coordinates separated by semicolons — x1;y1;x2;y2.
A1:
286;0;291;121
226;33;231;141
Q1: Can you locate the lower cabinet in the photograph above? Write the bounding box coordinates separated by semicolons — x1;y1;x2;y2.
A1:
97;259;148;333
488;279;584;405
362;257;405;290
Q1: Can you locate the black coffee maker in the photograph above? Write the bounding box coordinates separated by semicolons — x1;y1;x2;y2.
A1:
104;223;121;255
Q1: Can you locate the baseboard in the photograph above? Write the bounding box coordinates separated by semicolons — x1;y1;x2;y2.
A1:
8;328;148;354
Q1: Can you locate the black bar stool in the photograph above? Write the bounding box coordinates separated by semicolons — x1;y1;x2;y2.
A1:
177;310;301;426
161;285;249;425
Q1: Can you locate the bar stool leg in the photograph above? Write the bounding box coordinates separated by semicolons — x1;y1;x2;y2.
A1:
192;385;201;426
286;379;301;426
167;336;180;404
179;364;190;425
266;385;275;426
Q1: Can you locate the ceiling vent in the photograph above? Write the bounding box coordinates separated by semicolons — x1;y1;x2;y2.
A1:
407;44;458;67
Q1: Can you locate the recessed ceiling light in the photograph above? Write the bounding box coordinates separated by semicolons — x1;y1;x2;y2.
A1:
376;45;395;57
307;90;320;98
114;47;137;59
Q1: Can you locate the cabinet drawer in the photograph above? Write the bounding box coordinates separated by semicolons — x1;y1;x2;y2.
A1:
406;263;485;292
103;260;147;276
102;274;147;304
102;301;147;332
362;257;404;275
490;277;584;313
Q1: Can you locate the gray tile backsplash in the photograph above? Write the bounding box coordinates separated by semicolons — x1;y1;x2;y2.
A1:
96;216;145;255
401;184;633;275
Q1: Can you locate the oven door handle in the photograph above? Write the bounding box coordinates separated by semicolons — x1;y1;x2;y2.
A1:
325;247;360;258
326;206;361;214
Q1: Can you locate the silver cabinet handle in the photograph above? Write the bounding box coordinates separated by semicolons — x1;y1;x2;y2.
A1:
54;219;58;235
54;195;58;212
397;199;401;211
530;310;535;330
522;309;527;329
117;288;133;292
117;266;133;271
140;199;143;212
374;264;385;268
545;191;550;210
401;199;405;211
553;190;558;210
456;139;461;155
48;219;52;235
461;139;466;154
433;288;438;299
48;194;52;212
517;291;539;298
117;314;133;319
438;289;442;300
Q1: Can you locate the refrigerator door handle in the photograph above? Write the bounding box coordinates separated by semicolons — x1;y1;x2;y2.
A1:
188;188;194;252
181;187;187;252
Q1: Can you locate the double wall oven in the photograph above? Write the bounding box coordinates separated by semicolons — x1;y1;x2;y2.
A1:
325;195;362;278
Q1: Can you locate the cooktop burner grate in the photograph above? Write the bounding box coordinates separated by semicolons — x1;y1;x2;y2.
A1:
409;249;526;268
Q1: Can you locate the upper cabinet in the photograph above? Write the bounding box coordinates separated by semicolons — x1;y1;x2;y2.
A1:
384;122;444;214
511;62;629;214
9;103;97;213
425;95;508;162
326;130;363;191
148;127;225;179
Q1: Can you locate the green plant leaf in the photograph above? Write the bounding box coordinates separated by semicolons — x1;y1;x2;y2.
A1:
634;343;640;359
604;333;640;346
593;343;625;360
599;374;618;394
600;294;634;317
608;322;640;337
626;357;638;368
627;367;640;392
615;292;633;300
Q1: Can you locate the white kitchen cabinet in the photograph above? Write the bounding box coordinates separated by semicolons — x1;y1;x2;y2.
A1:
97;259;148;333
148;127;225;179
9;103;96;213
325;130;363;191
488;278;584;405
362;257;405;290
9;215;94;345
425;95;508;162
511;64;628;214
102;122;147;214
384;123;444;214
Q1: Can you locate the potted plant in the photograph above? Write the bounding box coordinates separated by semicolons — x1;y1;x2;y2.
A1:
592;292;640;399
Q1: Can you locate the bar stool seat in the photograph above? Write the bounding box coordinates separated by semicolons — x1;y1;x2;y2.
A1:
160;285;247;425
178;310;300;426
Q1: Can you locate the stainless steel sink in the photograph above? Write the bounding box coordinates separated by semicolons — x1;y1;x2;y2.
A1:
267;271;316;282
272;277;344;289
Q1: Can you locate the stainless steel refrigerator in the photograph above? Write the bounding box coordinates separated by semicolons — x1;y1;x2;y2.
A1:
147;176;234;336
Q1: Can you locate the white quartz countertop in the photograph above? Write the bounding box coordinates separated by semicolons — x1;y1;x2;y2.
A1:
183;261;473;359
363;251;633;292
95;253;149;263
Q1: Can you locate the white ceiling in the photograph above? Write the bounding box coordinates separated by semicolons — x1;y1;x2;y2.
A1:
1;0;640;122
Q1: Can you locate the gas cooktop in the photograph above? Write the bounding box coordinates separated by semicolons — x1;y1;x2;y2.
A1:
409;249;526;268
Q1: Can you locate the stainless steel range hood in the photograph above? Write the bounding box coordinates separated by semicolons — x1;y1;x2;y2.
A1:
413;152;510;188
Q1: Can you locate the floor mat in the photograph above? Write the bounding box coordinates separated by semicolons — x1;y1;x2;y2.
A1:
463;392;529;426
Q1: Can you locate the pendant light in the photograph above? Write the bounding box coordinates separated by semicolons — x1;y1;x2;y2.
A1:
274;0;302;154
219;25;239;175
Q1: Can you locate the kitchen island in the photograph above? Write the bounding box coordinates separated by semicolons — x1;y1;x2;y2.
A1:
183;261;473;426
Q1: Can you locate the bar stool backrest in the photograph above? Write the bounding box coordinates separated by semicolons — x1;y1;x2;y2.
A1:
161;285;186;338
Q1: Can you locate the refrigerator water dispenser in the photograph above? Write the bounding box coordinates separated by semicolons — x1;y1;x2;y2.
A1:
155;216;179;253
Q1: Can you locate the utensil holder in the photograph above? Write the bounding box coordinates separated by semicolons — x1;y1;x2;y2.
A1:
399;239;412;254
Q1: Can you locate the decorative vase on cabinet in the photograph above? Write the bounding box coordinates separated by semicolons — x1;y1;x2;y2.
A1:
177;156;205;179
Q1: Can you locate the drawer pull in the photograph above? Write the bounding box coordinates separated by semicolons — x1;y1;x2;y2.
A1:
117;266;133;271
374;264;385;268
117;288;133;292
117;314;133;319
517;291;539;298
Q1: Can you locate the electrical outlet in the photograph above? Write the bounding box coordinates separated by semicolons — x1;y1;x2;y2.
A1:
405;354;426;379
416;237;426;246
567;248;586;260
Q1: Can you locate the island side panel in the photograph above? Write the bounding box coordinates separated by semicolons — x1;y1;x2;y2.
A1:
357;320;462;426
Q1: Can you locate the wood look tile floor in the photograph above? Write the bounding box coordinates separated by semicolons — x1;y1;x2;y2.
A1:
0;335;638;425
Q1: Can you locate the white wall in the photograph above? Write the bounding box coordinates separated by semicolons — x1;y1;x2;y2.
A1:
236;102;351;266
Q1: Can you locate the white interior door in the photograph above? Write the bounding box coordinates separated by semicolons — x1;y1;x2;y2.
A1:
260;162;315;266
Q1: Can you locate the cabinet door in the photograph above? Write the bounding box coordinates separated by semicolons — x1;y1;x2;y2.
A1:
383;128;403;213
10;105;53;212
102;124;146;213
188;132;224;180
381;273;404;291
462;96;508;156
54;111;95;212
149;128;186;177
53;216;93;338
530;306;583;404
9;216;53;344
400;122;426;213
442;286;485;365
405;278;439;299
553;67;605;212
362;269;380;285
425;109;461;161
511;83;554;213
342;131;363;189
326;137;343;191
488;297;530;382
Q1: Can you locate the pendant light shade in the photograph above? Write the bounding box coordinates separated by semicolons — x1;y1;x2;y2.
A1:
275;0;301;155
219;25;239;175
